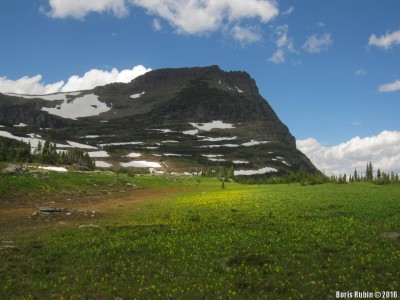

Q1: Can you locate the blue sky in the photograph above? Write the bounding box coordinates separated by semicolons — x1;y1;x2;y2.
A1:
1;0;399;174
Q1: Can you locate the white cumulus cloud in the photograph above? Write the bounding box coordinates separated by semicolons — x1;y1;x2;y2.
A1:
44;0;278;42
268;49;285;64
131;0;278;35
45;0;129;19
355;69;367;76
268;24;295;64
303;33;332;53
0;75;64;95
368;30;400;50
0;65;151;95
232;25;262;44
378;79;400;93
297;131;400;175
152;19;162;31
282;6;294;16
60;65;151;92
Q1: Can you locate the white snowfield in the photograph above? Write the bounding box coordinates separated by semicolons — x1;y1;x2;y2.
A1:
162;140;179;143
199;136;237;142
202;154;224;158
99;141;143;147
14;123;27;127
208;158;226;162
163;153;184;157
242;140;270;147
126;152;142;158
27;133;42;138
199;144;239;148
6;91;81;101
88;151;109;158
233;160;250;164
234;166;277;176
83;135;100;138
235;86;244;93
189;120;235;131
149;129;175;133
95;161;112;168
67;141;98;149
130;91;145;99
182;129;199;135
120;161;162;168
41;93;111;120
0;130;69;151
37;166;68;172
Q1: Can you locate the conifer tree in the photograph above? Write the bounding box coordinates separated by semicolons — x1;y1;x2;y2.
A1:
353;168;358;181
366;162;373;181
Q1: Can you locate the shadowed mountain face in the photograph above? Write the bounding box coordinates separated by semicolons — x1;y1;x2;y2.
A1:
0;65;319;175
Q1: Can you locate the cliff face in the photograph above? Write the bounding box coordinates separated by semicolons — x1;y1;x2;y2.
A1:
95;65;296;147
0;66;318;174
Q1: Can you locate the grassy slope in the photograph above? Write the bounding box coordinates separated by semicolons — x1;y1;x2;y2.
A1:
0;174;399;299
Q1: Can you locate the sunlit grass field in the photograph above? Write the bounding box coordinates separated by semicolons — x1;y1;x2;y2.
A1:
1;174;399;299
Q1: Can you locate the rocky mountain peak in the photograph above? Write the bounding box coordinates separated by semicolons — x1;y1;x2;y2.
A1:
0;66;319;175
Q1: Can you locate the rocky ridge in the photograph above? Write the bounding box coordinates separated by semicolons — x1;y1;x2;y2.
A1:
0;66;318;176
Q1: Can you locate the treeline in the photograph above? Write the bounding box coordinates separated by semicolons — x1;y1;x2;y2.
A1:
0;138;95;170
331;162;399;185
203;163;399;186
0;138;31;162
234;168;329;185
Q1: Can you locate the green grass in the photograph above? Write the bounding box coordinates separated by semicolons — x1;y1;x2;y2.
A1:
0;172;137;201
1;177;399;299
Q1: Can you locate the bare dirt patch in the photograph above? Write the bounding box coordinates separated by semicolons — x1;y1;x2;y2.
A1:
0;186;190;239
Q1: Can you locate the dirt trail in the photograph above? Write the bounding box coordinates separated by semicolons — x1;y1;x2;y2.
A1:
0;186;190;239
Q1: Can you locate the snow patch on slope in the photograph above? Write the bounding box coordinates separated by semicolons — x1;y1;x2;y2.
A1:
38;166;68;172
235;86;244;93
202;154;224;158
41;93;110;120
95;161;112;168
182;129;199;135
242;140;270;146
99;141;143;147
199;144;239;148
88;151;109;158
130;91;145;99
233;160;250;164
234;167;277;176
199;136;237;142
126;152;141;158
67;141;97;149
120;161;162;168
149;129;176;133
0;130;69;150
189;120;235;131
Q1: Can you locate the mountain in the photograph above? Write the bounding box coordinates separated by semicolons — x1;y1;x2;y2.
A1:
0;65;318;176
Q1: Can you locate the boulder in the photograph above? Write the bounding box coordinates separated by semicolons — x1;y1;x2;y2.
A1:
2;164;28;174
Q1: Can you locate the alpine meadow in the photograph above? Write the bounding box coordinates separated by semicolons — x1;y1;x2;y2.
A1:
1;66;399;300
1;0;400;299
